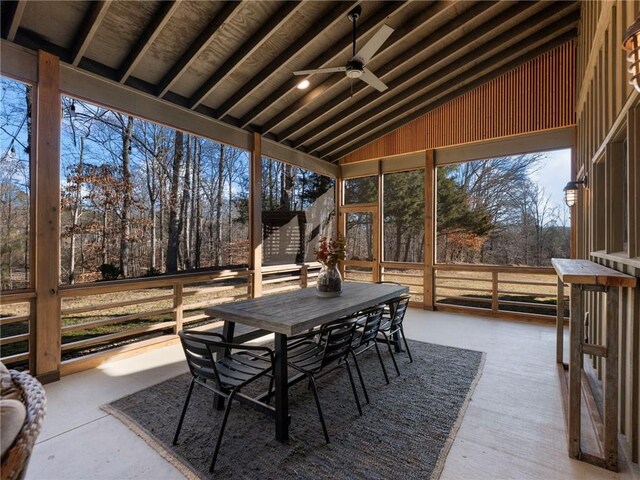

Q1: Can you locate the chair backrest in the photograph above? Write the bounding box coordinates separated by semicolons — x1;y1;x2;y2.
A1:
318;318;357;368
355;305;385;347
389;294;411;329
179;330;226;387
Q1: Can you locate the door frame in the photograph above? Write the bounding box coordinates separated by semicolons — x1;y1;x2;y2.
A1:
340;205;380;283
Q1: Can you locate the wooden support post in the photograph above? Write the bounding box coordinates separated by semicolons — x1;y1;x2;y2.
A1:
173;282;183;334
604;286;619;470
491;271;499;312
249;132;262;297
557;277;565;364
33;51;61;382
336;164;344;279
374;160;382;283
568;283;583;458
424;150;435;310
300;265;308;289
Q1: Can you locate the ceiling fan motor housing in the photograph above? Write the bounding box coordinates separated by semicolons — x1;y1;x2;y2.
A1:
346;59;364;78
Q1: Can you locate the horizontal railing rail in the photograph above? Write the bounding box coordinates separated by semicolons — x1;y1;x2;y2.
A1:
0;290;34;369
434;263;569;321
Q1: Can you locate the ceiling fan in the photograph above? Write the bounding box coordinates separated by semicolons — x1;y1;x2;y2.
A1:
293;6;394;92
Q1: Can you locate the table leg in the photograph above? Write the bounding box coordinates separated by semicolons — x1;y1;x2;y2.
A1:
274;333;289;443
393;331;402;352
214;321;236;410
568;284;582;458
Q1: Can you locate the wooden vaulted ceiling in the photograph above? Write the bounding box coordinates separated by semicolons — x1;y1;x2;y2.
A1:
0;0;579;163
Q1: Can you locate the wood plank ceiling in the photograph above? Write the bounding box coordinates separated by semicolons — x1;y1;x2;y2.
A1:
0;0;580;163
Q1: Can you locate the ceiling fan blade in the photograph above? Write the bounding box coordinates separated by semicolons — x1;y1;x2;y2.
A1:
293;66;347;75
354;24;394;65
360;67;388;92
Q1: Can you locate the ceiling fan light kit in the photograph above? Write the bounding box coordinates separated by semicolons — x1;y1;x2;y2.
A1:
293;6;393;92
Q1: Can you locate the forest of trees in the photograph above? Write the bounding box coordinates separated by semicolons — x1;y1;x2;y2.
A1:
0;77;336;290
437;154;570;266
0;76;569;292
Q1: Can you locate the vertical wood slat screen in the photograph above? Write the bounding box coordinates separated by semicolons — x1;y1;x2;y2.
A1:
340;42;576;164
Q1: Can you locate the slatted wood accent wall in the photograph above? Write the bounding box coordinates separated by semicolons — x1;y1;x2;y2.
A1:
575;0;640;467
340;42;576;164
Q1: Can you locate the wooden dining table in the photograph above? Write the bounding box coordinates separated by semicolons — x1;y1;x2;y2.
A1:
204;281;408;443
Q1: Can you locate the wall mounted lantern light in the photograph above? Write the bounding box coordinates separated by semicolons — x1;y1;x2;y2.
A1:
623;16;640;92
563;176;588;207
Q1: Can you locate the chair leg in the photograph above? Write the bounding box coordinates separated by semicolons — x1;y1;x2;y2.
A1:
381;332;401;376
308;374;330;443
374;342;390;384
210;390;236;472
350;350;369;404
345;359;363;417
173;378;195;445
400;326;413;363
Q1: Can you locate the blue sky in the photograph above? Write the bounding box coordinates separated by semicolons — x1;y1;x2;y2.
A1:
529;148;571;212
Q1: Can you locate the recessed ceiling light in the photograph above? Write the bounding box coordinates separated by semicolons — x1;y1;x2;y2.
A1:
296;79;310;90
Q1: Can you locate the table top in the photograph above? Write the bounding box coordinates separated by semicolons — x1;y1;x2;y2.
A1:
204;282;409;336
552;258;637;288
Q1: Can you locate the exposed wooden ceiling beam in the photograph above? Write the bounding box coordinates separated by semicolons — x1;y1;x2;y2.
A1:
70;1;110;66
305;3;578;153
324;29;578;161
238;1;409;129
259;0;480;136
283;0;542;146
214;2;357;121
5;0;26;42
321;20;578;157
118;0;181;83
263;2;504;140
188;1;302;110
156;1;243;98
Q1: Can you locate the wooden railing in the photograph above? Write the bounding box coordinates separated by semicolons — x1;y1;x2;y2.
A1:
381;262;424;307
0;261;569;374
0;263;326;373
261;263;322;295
0;290;35;369
434;264;569;321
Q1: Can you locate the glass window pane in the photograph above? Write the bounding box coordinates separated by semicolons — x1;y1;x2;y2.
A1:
60;96;249;284
261;157;336;265
345;212;374;261
383;170;424;263
436;150;570;266
1;77;32;291
344;176;377;204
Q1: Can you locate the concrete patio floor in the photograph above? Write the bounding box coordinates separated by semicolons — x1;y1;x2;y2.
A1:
26;309;637;479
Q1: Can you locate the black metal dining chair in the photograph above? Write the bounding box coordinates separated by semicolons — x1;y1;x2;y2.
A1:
173;330;275;472
286;317;362;443
349;304;388;404
378;294;413;376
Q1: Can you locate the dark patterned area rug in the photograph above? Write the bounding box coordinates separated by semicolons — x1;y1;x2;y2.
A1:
103;340;484;480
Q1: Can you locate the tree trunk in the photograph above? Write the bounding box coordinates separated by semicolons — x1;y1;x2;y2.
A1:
119;116;134;277
215;144;224;266
194;141;202;268
180;135;192;269
69;136;85;284
166;130;184;273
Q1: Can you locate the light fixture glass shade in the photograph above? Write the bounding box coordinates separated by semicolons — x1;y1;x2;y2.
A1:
296;79;310;90
563;181;579;207
623;17;640;93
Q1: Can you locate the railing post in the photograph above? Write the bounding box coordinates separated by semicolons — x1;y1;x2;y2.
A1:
491;271;499;312
173;282;183;334
300;265;308;289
